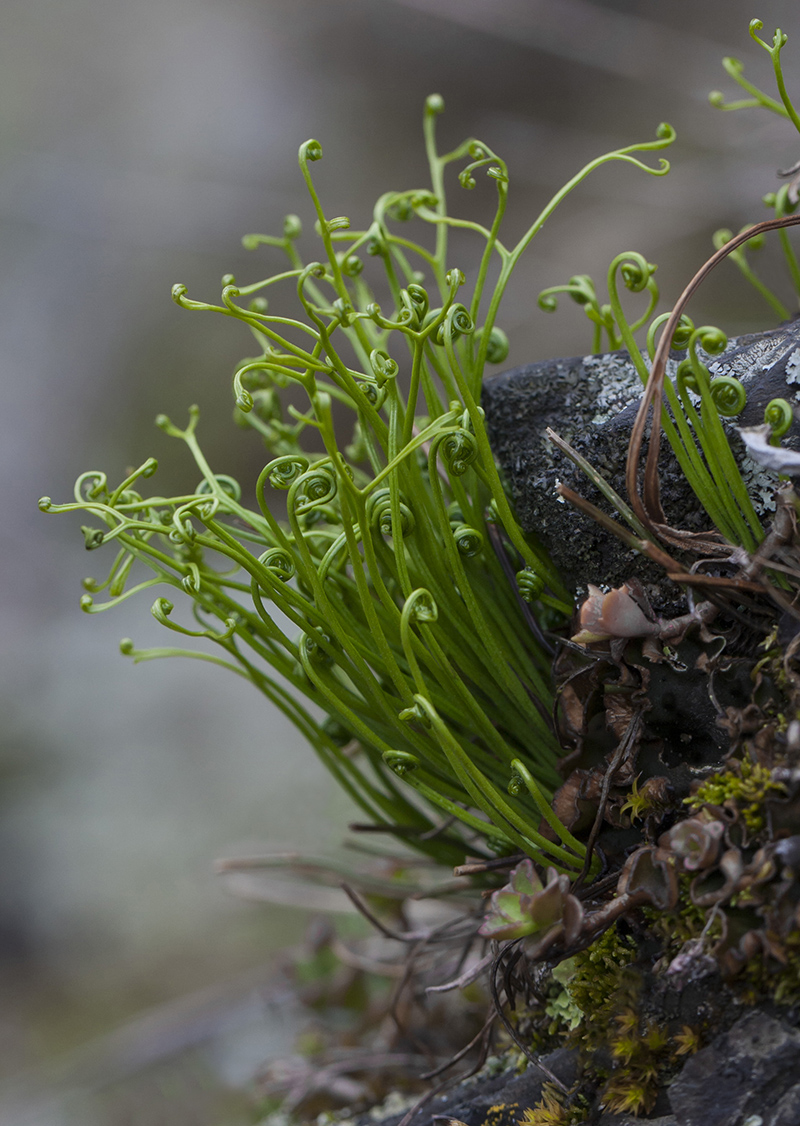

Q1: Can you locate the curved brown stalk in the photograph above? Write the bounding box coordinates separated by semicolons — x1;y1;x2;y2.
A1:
627;213;800;539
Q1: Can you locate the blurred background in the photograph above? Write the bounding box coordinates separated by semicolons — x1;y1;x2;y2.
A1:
3;0;800;1121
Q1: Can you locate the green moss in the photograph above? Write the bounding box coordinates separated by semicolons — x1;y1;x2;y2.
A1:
544;982;582;1033
538;919;716;1117
518;1086;590;1125
645;874;719;956
740;932;800;1006
685;756;785;834
619;776;650;824
559;927;639;1051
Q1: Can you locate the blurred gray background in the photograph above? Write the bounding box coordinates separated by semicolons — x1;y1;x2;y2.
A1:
4;0;800;1121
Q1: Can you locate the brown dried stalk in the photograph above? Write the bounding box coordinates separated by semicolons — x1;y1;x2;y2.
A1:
626;213;800;539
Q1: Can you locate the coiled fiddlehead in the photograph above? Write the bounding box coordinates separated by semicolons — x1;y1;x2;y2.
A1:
341;254;363;277
382;750;420;777
404;587;438;624
474;325;509;364
709;375;747;418
299;630;335;668
151;597;236;641
258;547;296;582
398;589;439;699
607;251;659;339
169;495;219;543
366;301;416;334
675;325;729;400
646;312;694;360
692;324;728;357
290;465;339;517
196;475;242;502
538;274;599;314
676;324;744;417
516;568;545;603
357;380;387;410
261;455;310;491
396;284;430;329
233;361;269;412
437;428;479;476
299;138;323;166
427;302;473;347
765;398;794;443
458;141;508;190
366;488;415;539
452;524;483;557
369;349;399;386
538;274;614;351
406;283;429;321
613;252;656;294
296;262;331;330
182;563;202;594
81;526;106;550
74;470;109;503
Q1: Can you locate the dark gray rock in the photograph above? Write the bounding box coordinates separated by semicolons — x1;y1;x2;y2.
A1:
362;1049;581;1126
667;1010;800;1126
362;1008;800;1126
768;1081;800;1126
482;320;800;610
362;1048;684;1126
601;1117;677;1126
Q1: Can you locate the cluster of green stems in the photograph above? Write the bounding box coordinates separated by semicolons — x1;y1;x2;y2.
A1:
41;97;681;873
537;21;800;555
42;20;800;874
710;21;800;318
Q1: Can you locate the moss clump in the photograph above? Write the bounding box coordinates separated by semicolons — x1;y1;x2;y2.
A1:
600;1012;673;1116
518;1085;590;1125
532;920;717;1117
646;874;721;955
740;931;800;1006
559;927;639;1052
685;755;786;833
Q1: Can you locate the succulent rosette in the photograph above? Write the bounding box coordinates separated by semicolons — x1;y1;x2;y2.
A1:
479;859;584;955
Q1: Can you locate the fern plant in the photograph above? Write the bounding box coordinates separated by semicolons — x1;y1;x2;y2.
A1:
538;19;800;558
39;96;680;873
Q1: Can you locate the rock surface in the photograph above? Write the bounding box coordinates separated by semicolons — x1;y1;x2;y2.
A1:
667;1010;800;1126
360;1047;682;1125
358;1008;800;1121
364;1011;800;1125
364;1049;580;1126
482;320;800;610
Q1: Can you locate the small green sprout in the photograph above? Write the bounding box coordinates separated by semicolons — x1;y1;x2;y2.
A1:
619;776;650;825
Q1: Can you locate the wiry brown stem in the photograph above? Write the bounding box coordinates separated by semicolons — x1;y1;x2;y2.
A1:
572;712;643;892
627;213;800;537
